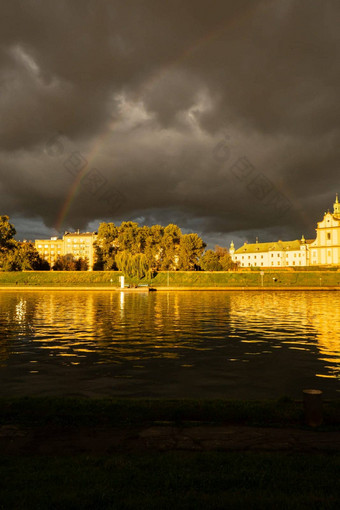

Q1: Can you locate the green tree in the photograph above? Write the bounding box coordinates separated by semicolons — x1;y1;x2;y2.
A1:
0;215;16;250
144;225;164;271
116;251;151;286
160;224;182;270
199;245;238;271
18;242;50;270
0;217;50;271
117;222;140;254
215;245;238;270
94;222;119;270
178;233;206;270
199;250;222;271
75;257;89;271
53;254;77;271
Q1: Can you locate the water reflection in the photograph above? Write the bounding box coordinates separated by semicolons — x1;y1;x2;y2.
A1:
0;290;339;397
227;292;339;379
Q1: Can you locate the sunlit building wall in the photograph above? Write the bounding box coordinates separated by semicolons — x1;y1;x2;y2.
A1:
230;195;340;268
35;231;97;270
309;195;340;266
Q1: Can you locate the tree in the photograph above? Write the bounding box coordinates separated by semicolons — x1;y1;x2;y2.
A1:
17;242;50;270
0;216;16;250
215;245;238;270
160;224;182;270
199;245;238;271
199;250;222;271
92;220;208;273
178;234;206;270
94;222;118;270
0;241;49;271
0;217;50;271
144;225;164;271
53;254;77;271
116;251;151;286
117;222;140;254
75;257;89;271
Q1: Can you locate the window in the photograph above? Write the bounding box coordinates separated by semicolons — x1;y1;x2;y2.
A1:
293;261;295;265
271;254;273;258
327;233;331;240
261;255;263;259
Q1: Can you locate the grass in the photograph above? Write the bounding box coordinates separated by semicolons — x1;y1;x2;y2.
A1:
1;398;339;508
0;270;340;287
1;397;339;429
150;270;340;287
0;271;121;286
0;452;339;509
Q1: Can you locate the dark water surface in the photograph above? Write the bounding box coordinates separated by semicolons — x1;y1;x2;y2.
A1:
0;290;339;399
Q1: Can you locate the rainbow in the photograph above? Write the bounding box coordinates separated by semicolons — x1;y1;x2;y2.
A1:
54;128;114;232
55;3;299;232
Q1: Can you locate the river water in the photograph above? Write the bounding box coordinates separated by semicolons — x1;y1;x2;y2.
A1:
0;290;339;399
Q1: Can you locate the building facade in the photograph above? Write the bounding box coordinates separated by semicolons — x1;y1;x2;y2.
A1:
309;195;340;266
230;195;340;268
35;231;97;269
230;237;311;268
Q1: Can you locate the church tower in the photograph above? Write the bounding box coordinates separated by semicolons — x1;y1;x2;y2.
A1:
333;193;340;219
309;194;340;265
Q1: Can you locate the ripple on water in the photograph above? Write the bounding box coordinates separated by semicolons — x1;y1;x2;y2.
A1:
0;290;339;398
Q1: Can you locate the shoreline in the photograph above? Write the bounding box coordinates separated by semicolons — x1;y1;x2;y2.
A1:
0;285;340;291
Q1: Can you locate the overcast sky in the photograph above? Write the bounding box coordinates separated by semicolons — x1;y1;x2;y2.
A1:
0;0;339;247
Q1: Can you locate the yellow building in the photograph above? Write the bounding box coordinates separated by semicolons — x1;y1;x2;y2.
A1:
230;237;312;268
309;194;340;266
35;231;97;270
231;194;340;268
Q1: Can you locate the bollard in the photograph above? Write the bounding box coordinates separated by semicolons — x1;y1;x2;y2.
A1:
303;389;323;427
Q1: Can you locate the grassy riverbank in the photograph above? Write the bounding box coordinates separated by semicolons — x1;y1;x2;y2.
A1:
1;396;339;428
1;452;339;509
1;270;340;288
1;397;340;509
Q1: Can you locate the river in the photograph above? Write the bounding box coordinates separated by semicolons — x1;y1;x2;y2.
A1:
0;290;339;399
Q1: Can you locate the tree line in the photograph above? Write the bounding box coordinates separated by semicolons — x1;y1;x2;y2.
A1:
94;221;206;272
0;216;49;271
94;221;237;272
0;216;87;271
0;216;236;272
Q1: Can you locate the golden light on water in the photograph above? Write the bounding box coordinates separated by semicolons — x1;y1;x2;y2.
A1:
0;290;339;398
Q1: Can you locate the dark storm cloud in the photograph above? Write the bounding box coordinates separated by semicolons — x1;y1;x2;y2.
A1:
0;0;339;245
